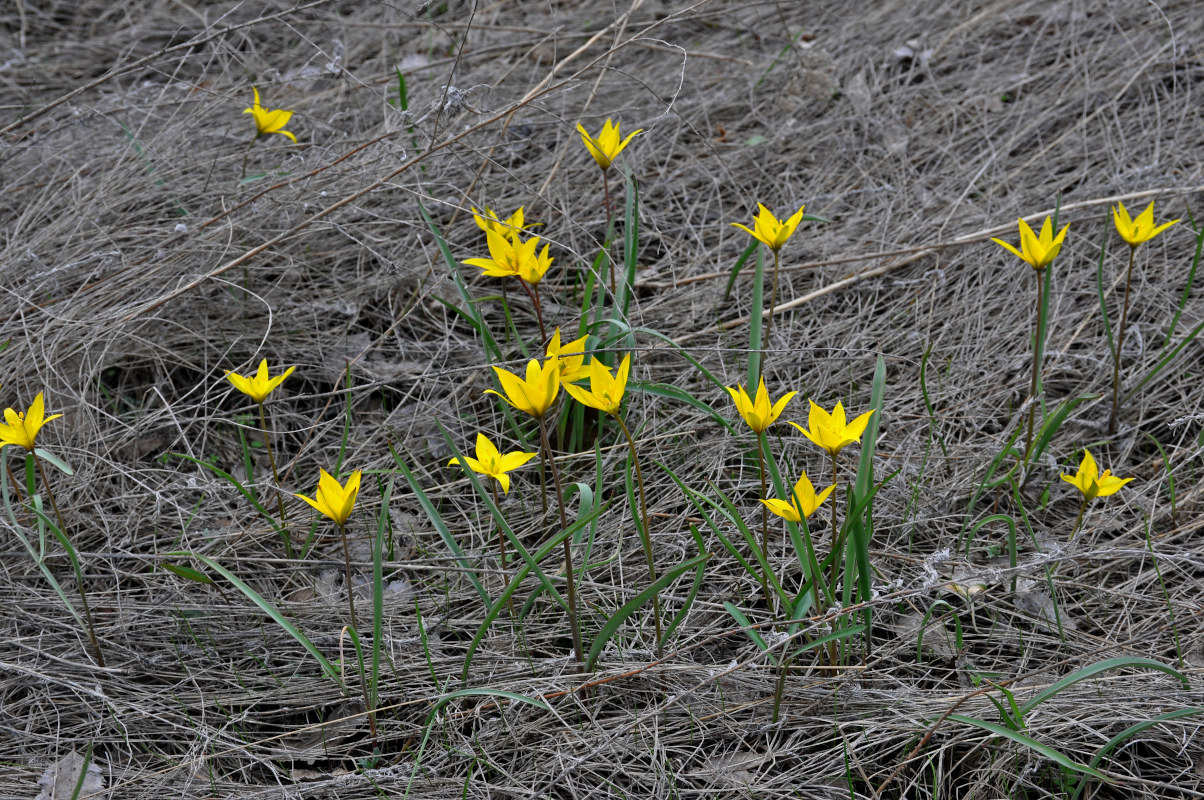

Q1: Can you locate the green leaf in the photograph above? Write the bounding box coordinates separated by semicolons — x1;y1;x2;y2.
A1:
1018;657;1189;716
161;563;214;585
946;714;1109;781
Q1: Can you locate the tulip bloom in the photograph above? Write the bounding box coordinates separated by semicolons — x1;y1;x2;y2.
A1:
244;87;296;142
295;468;362;526
564;355;630;416
487;357;560;418
225;359;295;404
0;393;62;453
547;329;590;385
761;471;835;524
449;433;535;494
472;206;526;242
1061;449;1132;502
991;216;1069;271
791;400;874;457
726;378;796;434
731;203;806;253
1112;201;1178;247
577;118;642;171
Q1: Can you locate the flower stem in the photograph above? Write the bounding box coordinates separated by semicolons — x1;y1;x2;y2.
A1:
1069;498;1087;542
258;402;292;559
240;136;258;180
614;413;662;659
764;249;781;351
756;432;771;603
490;480;517;621
1109;245;1137;435
828;451;841;667
1025;269;1044;461
539;416;583;667
338;521;378;743
603;169;615;293
35;453;105;667
518;278;547;344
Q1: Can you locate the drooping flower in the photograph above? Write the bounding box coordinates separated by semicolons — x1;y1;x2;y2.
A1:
295;468;362;525
487;356;560;418
791;400;874;457
1112;200;1179;247
546;329;591;385
991;216;1069;270
564;355;630;415
243;87;296;142
225;359;296;404
472;206;526;242
0;393;62;453
726;378;796;434
449;433;536;494
731;203;806;252
576;118;642;171
761;471;835;523
463;229;541;280
1061;449;1133;502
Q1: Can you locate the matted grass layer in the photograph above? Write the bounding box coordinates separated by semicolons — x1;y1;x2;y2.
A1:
2;1;1203;797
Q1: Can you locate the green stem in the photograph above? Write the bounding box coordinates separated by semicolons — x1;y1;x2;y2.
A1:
1068;498;1087;542
614;413;662;659
35;453;105;667
240;136;258;180
258;402;292;558
540;416;583;667
518;278;547;344
338;521;378;743
765;249;781;351
828;451;840;667
756;432;771;604
491;480;517;621
1109;245;1138;434
1025;269;1044;461
603;169;615;293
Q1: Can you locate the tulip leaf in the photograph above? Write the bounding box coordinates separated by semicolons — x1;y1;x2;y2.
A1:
723;601;775;665
166;452;278;529
160;562;214;585
628;380;736;435
175;552;343;686
1017;657;1189;716
660;525;709;647
586;552;708;671
32;448;73;476
1070;707;1204;800
944;714;1109;781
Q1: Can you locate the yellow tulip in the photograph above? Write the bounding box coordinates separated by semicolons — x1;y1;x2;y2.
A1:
576;118;642;171
0;392;62;453
791;400;874;457
725;378;796;433
761;471;835;523
295;468;362;525
472;206;526;242
1113;201;1179;247
243;87;296;142
1061;449;1132;502
463;229;540;280
225;359;295;404
564;355;630;415
546;329;590;385
991;216;1069;270
731;203;806;252
487;357;560;418
449;433;536;494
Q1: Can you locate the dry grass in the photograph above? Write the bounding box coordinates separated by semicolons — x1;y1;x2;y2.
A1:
2;0;1204;797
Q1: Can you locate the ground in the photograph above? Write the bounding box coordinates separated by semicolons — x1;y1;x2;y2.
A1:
2;1;1204;798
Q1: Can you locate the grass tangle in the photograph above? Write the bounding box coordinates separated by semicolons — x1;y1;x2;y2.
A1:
2;1;1204;798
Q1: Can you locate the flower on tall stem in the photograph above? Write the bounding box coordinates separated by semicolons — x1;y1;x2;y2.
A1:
563;355;663;657
463;230;551;341
1061;449;1132;540
448;433;536;495
1109;201;1179;433
486;355;584;666
726;378;797;583
472;206;527;242
791;399;874;599
731;203;807;351
1;393;104;666
225;359;296;555
577;118;642;290
241;87;295;178
992;215;1069;458
295;467;377;741
547;328;591;386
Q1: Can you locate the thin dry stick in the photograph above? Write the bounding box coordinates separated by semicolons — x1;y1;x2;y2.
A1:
1109;244;1138;434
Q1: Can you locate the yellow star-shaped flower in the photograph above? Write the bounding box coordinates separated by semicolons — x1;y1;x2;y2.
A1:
731;203;806;252
472;206;526;242
243;87;296;142
448;433;536;494
761;471;835;523
791;400;874;458
463;230;542;281
725;378;796;433
576;118;642;171
0;392;62;453
546;329;591;385
563;355;630;416
225;359;296;404
1112;200;1179;247
991;216;1069;270
487;356;560;418
295;468;361;525
1061;449;1133;502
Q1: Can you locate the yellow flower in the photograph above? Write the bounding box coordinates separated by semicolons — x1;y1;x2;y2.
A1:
472;206;526;242
463;229;541;280
449;433;536;493
0;393;62;453
487;356;560;418
991;216;1069;270
725;378;796;434
576;118;642;171
791;400;875;457
546;329;591;384
564;355;630;415
731;203;806;252
295;468;362;525
243;87;296;142
1112;200;1179;247
225;359;296;404
761;471;835;523
520;241;554;285
1061;449;1132;502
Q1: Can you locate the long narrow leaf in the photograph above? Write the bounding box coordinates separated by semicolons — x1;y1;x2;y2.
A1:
946;714;1109;781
